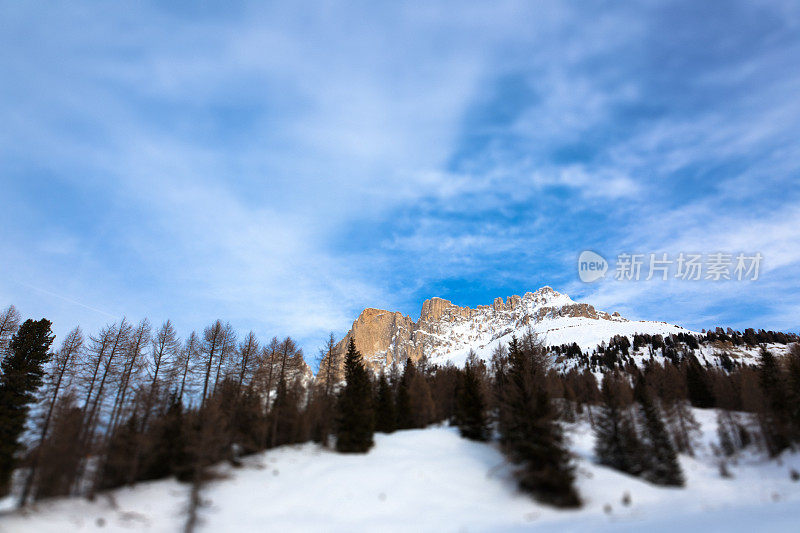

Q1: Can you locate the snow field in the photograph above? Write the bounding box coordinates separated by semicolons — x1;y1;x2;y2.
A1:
3;409;799;532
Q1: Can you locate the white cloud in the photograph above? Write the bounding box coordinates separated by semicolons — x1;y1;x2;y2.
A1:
2;0;799;354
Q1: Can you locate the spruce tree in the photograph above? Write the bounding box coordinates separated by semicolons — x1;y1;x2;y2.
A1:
0;318;54;496
336;338;374;453
455;360;489;441
409;372;435;428
787;344;800;442
498;336;580;508
634;377;684;486
374;372;396;433
685;356;715;408
758;347;791;455
594;372;643;477
395;358;415;430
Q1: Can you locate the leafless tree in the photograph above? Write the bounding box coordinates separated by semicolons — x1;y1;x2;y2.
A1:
175;331;200;406
74;319;131;493
123;320;182;484
0;304;21;360
108;319;151;435
211;322;236;397
260;337;280;407
235;331;259;398
317;332;340;398
200;320;225;409
141;320;181;430
269;337;305;447
20;327;84;505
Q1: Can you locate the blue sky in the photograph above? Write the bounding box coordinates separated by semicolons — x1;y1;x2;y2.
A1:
2;1;800;361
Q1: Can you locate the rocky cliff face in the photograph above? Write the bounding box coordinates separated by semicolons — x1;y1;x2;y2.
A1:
325;286;690;374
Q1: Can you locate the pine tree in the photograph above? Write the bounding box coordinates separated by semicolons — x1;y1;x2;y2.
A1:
395;358;415;430
20;326;83;505
787;344;800;442
409;372;435;428
455;359;489;441
498;336;580;508
685;356;715;408
594;372;643;477
0;318;54;496
335;338;374;453
758;347;790;455
634;377;684;486
374;372;396;433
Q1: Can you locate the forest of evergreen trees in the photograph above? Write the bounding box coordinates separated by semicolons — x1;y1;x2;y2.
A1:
2;302;800;525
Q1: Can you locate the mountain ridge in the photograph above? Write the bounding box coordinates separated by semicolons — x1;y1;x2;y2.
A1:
325;286;692;374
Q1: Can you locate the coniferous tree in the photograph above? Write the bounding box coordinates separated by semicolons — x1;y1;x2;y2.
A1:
409;371;435;428
429;363;460;422
374;372;396;433
634;377;684;486
335;338;374;453
498;336;580;508
142;394;190;481
758;347;791;455
685;356;715;408
0;318;54;496
20;326;83;505
594;371;643;477
455;356;489;441
395;358;415;430
787;343;800;442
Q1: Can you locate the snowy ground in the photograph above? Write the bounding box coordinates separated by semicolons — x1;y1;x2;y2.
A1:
2;409;799;532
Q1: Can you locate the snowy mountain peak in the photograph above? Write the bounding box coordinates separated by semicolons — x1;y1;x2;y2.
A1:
327;287;690;372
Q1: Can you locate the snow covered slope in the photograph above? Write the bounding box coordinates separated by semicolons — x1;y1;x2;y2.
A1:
4;410;799;532
332;286;692;370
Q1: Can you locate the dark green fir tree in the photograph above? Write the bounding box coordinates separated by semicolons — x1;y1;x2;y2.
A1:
395;358;415;430
455;358;489;441
336;338;374;453
374;372;396;434
594;371;643;477
758;347;791;455
634;377;684;486
498;336;581;508
685;356;715;408
0;318;54;496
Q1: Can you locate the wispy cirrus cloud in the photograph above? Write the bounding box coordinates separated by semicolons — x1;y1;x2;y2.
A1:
1;0;799;362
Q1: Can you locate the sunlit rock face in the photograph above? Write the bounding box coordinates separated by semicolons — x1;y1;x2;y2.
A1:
323;286;690;375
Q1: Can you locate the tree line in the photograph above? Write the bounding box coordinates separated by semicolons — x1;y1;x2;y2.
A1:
2;302;800;520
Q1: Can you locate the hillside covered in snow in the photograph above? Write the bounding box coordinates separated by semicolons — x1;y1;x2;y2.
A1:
3;409;799;532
